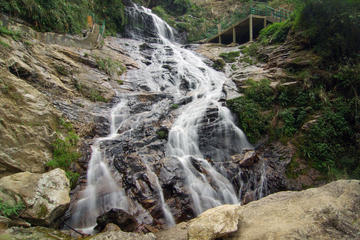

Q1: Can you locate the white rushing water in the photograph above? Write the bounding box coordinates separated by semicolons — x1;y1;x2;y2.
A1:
70;4;255;233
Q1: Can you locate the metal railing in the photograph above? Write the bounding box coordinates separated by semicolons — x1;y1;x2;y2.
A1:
250;5;291;22
204;2;291;41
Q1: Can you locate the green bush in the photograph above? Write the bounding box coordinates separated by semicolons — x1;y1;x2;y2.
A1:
294;0;360;60
0;0;126;35
95;56;126;76
152;6;168;20
278;107;308;137
219;51;240;63
0;26;22;40
334;63;360;97
259;20;292;45
227;97;270;144
91;0;126;35
241;43;259;58
156;130;168;139
155;0;191;16
301;99;359;177
243;79;274;108
0;199;24;218
47;119;81;189
170;104;179;109
212;59;225;71
0;0;88;34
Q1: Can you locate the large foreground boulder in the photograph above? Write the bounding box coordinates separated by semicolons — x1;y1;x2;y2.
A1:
0;169;70;226
188;180;360;240
164;180;360;240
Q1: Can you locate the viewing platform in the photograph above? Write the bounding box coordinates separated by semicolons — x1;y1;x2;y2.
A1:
206;5;291;44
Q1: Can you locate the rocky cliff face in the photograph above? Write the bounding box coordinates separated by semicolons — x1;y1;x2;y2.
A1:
0;17;137;178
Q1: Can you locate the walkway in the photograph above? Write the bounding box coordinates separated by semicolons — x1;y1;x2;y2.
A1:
206;5;291;44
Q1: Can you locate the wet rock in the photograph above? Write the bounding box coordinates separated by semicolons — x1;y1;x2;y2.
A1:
92;115;111;137
242;191;255;205
0;169;70;226
232;150;259;167
95;208;138;232
103;223;121;232
198;105;247;161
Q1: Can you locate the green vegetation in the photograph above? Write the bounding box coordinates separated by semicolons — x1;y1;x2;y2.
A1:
95;56;126;77
170;104;179;109
212;59;225;71
151;1;217;42
228;0;360;180
156;130;168;140
219;51;240;63
0;26;22;40
47;118;81;189
0;0;88;34
227;79;274;144
0;0;125;35
259;20;292;45
301;101;356;177
55;65;70;76
293;0;360;61
228;70;360;179
0;40;10;48
0;199;24;218
37;204;48;218
227;97;271;144
259;0;360;61
90;0;126;36
89;89;107;103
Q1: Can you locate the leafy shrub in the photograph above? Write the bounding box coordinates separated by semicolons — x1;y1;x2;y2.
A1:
89;89;107;103
156;130;168;139
334;63;360;97
0;0;88;34
95;56;126;76
243;79;274;108
170;104;179;109
154;0;191;16
240;43;259;58
47;118;81;189
0;199;24;218
0;0;126;35
301;99;358;177
219;51;240;63
152;6;168;20
278;107;308;137
294;0;360;60
212;59;225;71
227;97;270;144
259;20;292;45
0;26;22;40
91;0;126;35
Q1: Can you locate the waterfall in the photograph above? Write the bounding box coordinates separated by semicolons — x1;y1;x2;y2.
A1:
69;3;265;234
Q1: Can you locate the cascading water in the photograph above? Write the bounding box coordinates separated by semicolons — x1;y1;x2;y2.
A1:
69;3;267;234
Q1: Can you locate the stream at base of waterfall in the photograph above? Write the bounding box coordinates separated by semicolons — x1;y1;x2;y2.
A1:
67;4;268;234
